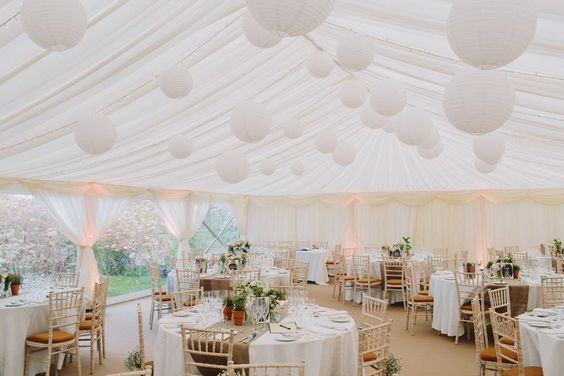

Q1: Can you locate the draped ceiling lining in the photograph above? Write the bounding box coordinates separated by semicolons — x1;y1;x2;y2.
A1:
0;0;563;196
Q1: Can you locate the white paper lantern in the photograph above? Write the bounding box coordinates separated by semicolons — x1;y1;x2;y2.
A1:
419;127;440;149
159;66;193;99
291;161;305;176
282;118;303;139
230;102;272;143
382;119;397;134
443;67;515;135
246;0;335;37
315;129;338;154
332;141;357;166
417;142;443;159
168;135;193;159
21;0;87;51
394;108;433;146
360;104;388;130
447;0;537;69
242;11;281;48
259;158;277;175
74;113;117;155
473;133;506;164
475;158;497;174
216;151;249;184
339;80;367;108
307;51;334;78
370;80;407;116
336;34;374;71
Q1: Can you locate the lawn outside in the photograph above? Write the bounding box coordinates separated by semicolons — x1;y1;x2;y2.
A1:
107;274;168;298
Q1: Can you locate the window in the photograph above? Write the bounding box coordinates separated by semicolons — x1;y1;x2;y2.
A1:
189;204;240;253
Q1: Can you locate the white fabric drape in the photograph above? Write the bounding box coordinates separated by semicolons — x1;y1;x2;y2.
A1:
31;184;129;301
229;197;249;239
152;190;192;260
188;198;209;257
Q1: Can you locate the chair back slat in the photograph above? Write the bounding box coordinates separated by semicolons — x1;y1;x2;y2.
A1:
488;286;511;316
176;268;201;292
541;275;564;308
228;362;305;376
361;295;388;324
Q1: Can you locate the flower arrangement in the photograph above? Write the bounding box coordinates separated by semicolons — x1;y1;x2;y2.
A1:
389;236;412;257
385;353;402;375
220;240;251;270
217;371;241;376
233;281;284;313
554;238;562;254
124;348;142;371
487;255;518;279
228;240;251;254
3;272;22;292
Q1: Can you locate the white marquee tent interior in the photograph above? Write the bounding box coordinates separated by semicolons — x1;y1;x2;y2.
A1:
1;0;564;375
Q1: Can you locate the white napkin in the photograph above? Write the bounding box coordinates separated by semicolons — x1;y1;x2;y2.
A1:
533;308;557;316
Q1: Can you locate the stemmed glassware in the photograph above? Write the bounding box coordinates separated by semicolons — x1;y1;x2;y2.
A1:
250;296;270;331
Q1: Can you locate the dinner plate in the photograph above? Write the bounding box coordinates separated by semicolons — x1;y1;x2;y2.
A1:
528;321;551;328
4;301;25;307
273;333;299;342
172;310;193;317
329;315;351;323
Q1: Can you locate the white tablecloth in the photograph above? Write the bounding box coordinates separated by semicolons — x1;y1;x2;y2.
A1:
0;296;49;376
296;249;330;285
519;315;564;376
154;306;358;376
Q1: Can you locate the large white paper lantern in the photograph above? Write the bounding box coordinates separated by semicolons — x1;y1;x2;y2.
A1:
230;102;272;143
417;142;443;159
473;133;506;164
159;66;193;99
74;113;117;155
360;104;388;130
447;0;537;69
315;129;338;154
332;141;357;166
475;158;497;174
282;118;303;139
370;80;407;116
394;108;433;146
259;158;277;175
339;80;367;108
443;67;515;135
419;127;440;149
336;34;374;71
21;0;87;51
307;51;334;78
291;161;305;176
216;151;249;184
382;119;397;134
168;135;193;159
246;0;335;37
242;11;281;48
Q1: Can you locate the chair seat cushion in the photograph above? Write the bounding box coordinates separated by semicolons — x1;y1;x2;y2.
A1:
154;293;172;302
79;320;100;331
461;302;490;311
500;337;515;345
341;275;358;280
386;279;403;285
502;367;543;376
326;260;335;264
27;329;75;344
357;278;382;284
480;347;518;362
418;290;429;295
84;312;100;320
410;295;434;303
362;352;377;362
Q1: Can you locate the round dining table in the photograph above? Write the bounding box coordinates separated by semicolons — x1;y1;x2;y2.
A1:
154;304;358;376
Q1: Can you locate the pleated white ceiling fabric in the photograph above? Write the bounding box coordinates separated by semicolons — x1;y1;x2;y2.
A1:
0;0;563;195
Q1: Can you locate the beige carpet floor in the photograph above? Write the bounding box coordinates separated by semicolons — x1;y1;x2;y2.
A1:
59;283;478;376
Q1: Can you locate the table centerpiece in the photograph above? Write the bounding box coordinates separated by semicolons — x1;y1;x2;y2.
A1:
219;240;251;272
232;281;284;326
389;236;412;258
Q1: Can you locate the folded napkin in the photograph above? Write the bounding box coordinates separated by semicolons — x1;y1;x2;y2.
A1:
533;308;557;316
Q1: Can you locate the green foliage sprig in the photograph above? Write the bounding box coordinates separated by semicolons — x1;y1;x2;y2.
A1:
385;353;402;376
3;273;22;291
124;348;142;371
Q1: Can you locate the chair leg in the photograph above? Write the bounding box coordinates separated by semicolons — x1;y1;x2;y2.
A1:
23;346;30;376
45;349;52;376
410;307;415;336
90;331;94;375
149;300;155;330
76;339;83;376
102;322;106;359
98;332;103;365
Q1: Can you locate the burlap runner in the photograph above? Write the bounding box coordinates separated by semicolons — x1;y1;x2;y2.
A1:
200;276;232;292
484;281;530;317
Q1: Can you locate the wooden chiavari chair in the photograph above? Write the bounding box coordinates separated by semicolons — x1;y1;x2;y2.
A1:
457;250;469;263
290;262;309;286
176;258;195;270
427;256;448;273
447;257;466;272
504;246;520;255
54;272;80;288
173;287;204;311
149;264;173;329
229;267;261;288
411;261;431;295
24;288;84;376
105;366;153;376
228;362;305;376
295;240;310;249
454;271;486;345
277;240;294;248
326;244;341;278
352;255;382;305
512;252;528;264
311;241;328;249
361;295;388;326
357;320;393;376
490;310;542;376
487;248;497;261
176;268;200;292
541;275;564;308
333;252;356;302
135;303;154;371
557;258;564;274
79;279;107;374
181;327;234;376
488;286;512;317
433;248;448;257
404;266;434;335
383;259;406;310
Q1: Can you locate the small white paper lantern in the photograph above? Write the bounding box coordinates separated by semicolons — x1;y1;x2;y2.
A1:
159;66;193;99
307;51;334;78
315;129;338;154
339;80;367;109
336;34;374;71
291;161;305;176
230;102;272;143
417;142;443;159
242;11;281;48
382;119;397;134
21;0;87;51
370;80;407;116
168;135;193;159
246;0;335;37
419;127;440;149
282;118;303;139
259;158;277;175
473;133;506;164
360;104;388;130
444;67;515;135
394;108;433;146
475;158;497;174
332;141;357;166
216;151;249;184
447;0;537;69
74;113;117;155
